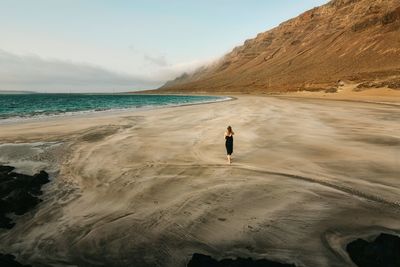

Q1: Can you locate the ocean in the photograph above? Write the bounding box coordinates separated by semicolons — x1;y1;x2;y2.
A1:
0;94;226;121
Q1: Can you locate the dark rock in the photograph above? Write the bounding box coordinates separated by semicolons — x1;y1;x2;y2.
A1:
325;87;338;93
356;79;400;91
0;165;15;177
5;189;41;215
187;253;298;267
352;17;380;32
0;179;19;198
355;82;379;90
33;171;49;184
0;199;15;228
0;199;11;214
387;80;400;89
382;7;400;25
290;40;301;46
0;166;15;186
31;171;50;195
0;253;32;267
346;233;400;267
0;165;50;229
8;170;49;196
0;214;15;229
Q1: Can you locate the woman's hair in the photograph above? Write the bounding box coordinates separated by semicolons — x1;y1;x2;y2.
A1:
227;126;233;134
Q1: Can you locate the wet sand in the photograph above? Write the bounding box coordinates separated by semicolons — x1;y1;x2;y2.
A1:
0;96;399;267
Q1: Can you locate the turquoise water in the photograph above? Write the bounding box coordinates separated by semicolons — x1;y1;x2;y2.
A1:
0;94;225;120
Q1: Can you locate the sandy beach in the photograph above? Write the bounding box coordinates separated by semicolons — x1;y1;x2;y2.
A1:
0;96;399;267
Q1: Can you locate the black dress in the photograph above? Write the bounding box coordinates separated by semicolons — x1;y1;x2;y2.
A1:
225;135;233;155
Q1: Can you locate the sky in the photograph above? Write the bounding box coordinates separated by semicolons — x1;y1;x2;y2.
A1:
0;0;329;93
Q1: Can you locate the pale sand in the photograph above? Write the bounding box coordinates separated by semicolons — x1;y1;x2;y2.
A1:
0;96;399;267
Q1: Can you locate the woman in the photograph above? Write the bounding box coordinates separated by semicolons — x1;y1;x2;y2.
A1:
224;126;234;164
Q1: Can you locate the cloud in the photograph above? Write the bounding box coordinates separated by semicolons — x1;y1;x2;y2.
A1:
0;50;164;93
0;49;220;93
126;45;220;83
128;45;168;67
154;56;219;80
143;54;168;67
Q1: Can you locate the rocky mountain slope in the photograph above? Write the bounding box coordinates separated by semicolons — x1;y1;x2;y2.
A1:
160;0;400;93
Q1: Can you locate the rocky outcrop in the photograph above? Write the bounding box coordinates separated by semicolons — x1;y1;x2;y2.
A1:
187;253;298;267
0;165;49;229
0;254;32;267
346;233;400;267
160;0;400;93
355;78;400;90
0;165;50;266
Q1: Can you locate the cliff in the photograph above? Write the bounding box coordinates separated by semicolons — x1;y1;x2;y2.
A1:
160;0;400;93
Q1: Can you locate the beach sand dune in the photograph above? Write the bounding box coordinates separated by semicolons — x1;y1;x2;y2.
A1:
0;96;399;267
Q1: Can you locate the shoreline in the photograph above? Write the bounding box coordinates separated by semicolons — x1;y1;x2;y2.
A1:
0;95;233;127
2;88;398;128
134;84;400;105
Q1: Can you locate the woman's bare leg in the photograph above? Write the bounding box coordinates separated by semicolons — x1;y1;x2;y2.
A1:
227;155;231;164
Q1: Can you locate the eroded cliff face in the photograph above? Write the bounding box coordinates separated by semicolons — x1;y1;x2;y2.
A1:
161;0;400;93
